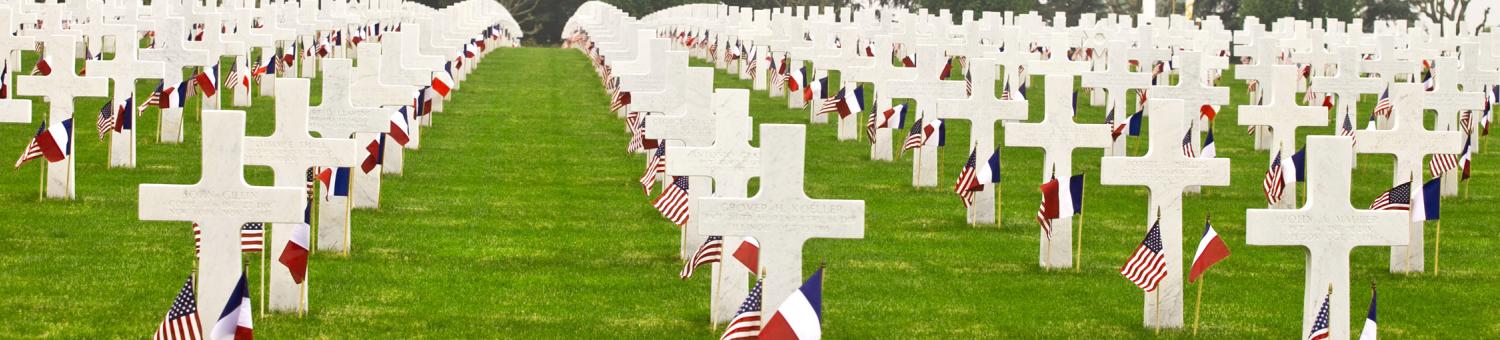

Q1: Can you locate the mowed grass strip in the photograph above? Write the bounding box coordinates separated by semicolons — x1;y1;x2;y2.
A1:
0;47;1496;338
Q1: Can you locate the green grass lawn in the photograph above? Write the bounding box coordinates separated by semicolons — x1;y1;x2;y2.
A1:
1;47;1496;338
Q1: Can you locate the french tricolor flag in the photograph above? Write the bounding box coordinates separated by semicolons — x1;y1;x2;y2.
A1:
761;267;824;340
195;65;220;97
732;237;760;274
159;81;188;109
210;271;254;340
31;56;51;76
36;118;74;162
431;63;455;97
318;167;352;200
834;85;863;118
389;107;411;146
277;224;311;284
1188;220;1230;283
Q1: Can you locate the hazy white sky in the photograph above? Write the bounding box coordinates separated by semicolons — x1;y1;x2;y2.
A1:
1469;0;1499;27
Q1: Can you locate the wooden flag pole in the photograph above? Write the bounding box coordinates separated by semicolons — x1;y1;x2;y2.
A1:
1044;236;1052;271
1153;289;1162;335
37;158;45;201
65;148;73;199
1434;220;1443;276
260;250;267;317
1075;171;1087;272
344;173;355;256
309;167;318;254
299;268;308;316
1193;275;1205;335
709;262;720;326
996;177;1004;229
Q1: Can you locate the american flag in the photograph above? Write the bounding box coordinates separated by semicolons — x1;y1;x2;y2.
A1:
747;55;758;83
1108;103;1127;141
143;83;164;109
640;143;666;194
610;91;631;113
97;100;116;140
1373;87;1393;118
1180;126;1196;158
152;275;203;340
1308;287;1333;340
679;235;722;279
1460;110;1473;135
1120;219;1169;292
626;118;645;153
964;67;973;96
1036;177;1058;238
817;90;842;117
1430;152;1459;176
652;176;690;227
1369;182;1412;211
241;223;264;252
1264;150;1287;205
900;117;924;157
954;148;982;208
1248;80;1262;105
1339;112;1356;137
13;124;45;169
720;279;763;340
1421;60;1435;91
770;66;786;92
225;65;241;90
865;110;878;144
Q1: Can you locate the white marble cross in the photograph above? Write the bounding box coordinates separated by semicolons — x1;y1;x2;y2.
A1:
309;58;389;140
378;32;436;151
16;7;110;199
1422;55;1484;197
319;56;399;209
0;9;32;128
139;110;304;332
0;8;36;82
185;12;244;110
1004;74;1112;268
353;43;418;176
140;16;213;143
1237;65;1327;209
694;124;864;316
87;20;166;169
1100;98;1231;329
983;27;1040;91
243;77;360;313
1083;40;1152;157
836;37;898;142
1308;47;1383;138
884;45;965;177
1246;136;1407;340
1151;50;1229;183
223;13;274;106
1352;84;1464;273
1027;33;1089;77
1360;36;1417;89
661;89;759;325
641;65;717;260
936;58;1028;225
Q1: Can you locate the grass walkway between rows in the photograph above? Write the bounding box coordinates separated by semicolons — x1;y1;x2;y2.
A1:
1;47;1497;337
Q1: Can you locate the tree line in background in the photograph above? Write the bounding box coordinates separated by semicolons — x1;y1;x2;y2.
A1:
406;0;1448;45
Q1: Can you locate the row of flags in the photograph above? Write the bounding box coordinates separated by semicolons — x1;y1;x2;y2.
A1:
151;272;256;340
720;268;826;340
142;18;512;340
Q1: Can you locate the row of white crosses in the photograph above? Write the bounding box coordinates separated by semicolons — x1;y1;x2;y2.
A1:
568;8;868;328
579;4;1488;337
120;0;519;332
